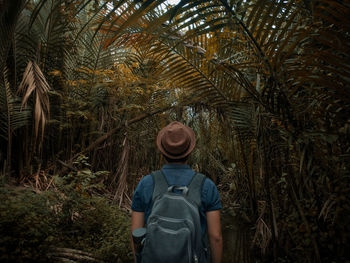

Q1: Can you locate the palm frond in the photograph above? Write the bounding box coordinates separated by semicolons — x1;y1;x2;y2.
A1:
17;61;50;139
0;69;31;141
0;0;26;73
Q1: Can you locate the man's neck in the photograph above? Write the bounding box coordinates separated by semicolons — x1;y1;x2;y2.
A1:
166;161;187;165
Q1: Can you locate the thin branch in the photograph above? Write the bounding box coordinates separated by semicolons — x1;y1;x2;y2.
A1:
69;104;173;162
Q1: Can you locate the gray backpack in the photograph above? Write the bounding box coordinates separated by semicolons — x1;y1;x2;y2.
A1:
141;170;206;263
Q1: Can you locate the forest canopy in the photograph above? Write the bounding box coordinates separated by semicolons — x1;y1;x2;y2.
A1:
0;0;349;262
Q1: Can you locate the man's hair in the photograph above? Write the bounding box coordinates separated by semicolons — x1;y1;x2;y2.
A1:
164;155;189;163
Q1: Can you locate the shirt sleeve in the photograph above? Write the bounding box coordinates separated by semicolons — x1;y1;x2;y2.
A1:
202;178;222;211
131;174;153;212
131;179;145;212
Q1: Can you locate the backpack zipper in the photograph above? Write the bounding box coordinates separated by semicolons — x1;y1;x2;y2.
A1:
154;215;195;231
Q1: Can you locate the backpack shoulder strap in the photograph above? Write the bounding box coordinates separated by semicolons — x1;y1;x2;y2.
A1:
151;170;169;202
187;173;206;207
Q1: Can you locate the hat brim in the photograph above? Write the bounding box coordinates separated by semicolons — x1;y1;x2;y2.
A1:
156;123;196;159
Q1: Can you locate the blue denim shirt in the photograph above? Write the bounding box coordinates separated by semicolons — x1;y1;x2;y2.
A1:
131;164;222;236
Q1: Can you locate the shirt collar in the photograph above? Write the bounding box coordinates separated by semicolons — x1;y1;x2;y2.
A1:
162;164;191;169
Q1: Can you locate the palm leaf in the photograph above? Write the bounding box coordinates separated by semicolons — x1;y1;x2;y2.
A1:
17;61;50;140
0;69;30;141
0;0;26;74
93;1;253;128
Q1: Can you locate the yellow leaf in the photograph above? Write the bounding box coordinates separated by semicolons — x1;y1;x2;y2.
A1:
48;70;62;76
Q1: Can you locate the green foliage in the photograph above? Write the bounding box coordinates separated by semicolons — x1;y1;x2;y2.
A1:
52;189;132;262
52;155;132;262
0;166;132;262
0;186;57;262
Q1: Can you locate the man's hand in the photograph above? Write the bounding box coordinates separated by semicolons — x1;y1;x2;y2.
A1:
131;211;145;263
207;210;223;263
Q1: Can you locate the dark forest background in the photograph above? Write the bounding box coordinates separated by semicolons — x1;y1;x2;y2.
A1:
1;0;349;262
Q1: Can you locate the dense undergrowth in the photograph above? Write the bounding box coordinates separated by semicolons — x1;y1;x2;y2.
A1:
0;163;132;263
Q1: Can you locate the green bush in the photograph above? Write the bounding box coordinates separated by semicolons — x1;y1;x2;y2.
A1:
0;187;57;262
0;170;132;262
54;194;132;262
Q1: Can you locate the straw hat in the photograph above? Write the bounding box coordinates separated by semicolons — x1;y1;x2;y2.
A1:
156;121;196;159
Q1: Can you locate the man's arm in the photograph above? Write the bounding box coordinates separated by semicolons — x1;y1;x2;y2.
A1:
206;210;223;263
131;211;145;263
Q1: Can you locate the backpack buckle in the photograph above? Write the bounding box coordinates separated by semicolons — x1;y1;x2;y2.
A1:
167;185;189;195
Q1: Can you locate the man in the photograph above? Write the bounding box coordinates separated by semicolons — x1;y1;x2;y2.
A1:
131;121;223;263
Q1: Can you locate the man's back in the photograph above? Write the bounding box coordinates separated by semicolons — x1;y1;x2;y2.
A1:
140;170;205;262
131;122;223;263
132;164;222;236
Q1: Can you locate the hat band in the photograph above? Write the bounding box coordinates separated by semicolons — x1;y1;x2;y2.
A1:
161;140;191;157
